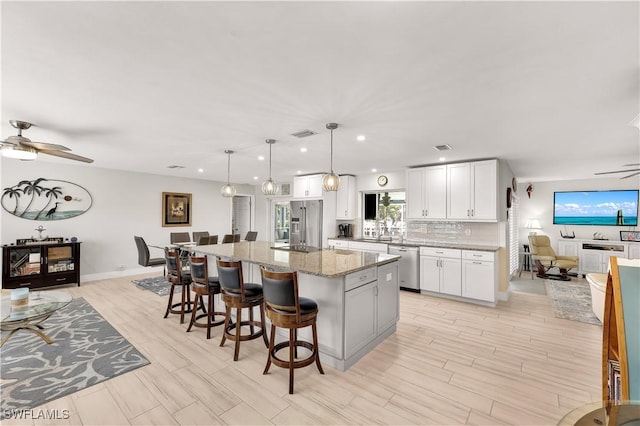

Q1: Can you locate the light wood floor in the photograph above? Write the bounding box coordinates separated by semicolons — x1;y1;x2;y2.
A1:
4;273;602;425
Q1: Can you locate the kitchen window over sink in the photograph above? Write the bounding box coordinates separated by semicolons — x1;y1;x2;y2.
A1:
362;191;406;240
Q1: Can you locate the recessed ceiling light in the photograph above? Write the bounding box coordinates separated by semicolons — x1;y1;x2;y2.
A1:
297;170;302;174
258;156;265;161
253;176;258;180
197;168;204;173
300;147;307;153
439;157;446;162
357;135;366;142
371;168;377;172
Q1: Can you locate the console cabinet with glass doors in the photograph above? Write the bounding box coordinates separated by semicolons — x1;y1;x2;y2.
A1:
2;242;81;289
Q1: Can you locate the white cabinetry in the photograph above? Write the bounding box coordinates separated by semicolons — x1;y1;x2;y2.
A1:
406;166;447;220
579;241;627;274
327;238;349;249
336;175;356;220
558;240;579;257
344;263;399;359
419;247;461;296
461;250;497;302
447;160;497;221
293;174;323;198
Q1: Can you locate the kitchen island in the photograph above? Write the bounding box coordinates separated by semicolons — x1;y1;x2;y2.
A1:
195;241;400;371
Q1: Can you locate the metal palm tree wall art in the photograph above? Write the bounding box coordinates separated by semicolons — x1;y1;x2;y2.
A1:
1;178;92;220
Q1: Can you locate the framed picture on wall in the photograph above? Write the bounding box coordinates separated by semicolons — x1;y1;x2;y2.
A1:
620;231;640;242
162;192;192;227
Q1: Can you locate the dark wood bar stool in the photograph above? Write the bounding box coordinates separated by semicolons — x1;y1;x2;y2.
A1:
187;255;226;339
164;248;193;324
216;258;269;361
259;266;324;394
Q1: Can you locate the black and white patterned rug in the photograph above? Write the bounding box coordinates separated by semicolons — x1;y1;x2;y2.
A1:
545;279;601;325
0;298;149;419
132;275;178;296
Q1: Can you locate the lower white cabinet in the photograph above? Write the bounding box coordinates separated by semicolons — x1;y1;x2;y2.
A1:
344;263;399;359
461;250;497;302
557;239;640;274
419;247;461;296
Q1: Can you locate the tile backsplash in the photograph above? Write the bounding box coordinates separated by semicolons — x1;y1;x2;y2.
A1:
406;221;500;245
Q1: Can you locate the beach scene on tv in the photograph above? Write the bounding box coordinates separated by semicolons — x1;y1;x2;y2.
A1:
553;190;639;226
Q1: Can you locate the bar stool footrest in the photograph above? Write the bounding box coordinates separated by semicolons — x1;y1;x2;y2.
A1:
223;320;264;342
269;340;317;370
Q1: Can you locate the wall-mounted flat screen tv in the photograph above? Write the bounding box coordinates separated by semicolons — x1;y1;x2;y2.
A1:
553;190;639;226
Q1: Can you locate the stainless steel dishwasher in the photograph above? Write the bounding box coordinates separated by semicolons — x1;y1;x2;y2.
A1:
388;245;420;291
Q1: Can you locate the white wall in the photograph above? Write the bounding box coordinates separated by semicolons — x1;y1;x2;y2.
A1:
518;177;640;251
1;158;257;281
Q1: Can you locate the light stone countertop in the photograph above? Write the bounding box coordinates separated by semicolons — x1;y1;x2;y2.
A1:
195;241;400;278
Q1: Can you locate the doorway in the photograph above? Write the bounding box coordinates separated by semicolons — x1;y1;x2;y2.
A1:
231;195;254;238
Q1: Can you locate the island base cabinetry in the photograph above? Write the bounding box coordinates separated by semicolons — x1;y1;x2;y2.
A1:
248;261;399;371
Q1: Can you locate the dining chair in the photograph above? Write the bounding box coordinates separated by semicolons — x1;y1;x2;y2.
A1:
192;231;209;244
244;231;258;241
221;234;235;244
170;232;191;244
134;236;165;274
209;235;219;244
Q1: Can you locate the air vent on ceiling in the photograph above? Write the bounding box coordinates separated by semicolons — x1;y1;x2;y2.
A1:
433;144;452;151
167;165;186;169
291;129;317;138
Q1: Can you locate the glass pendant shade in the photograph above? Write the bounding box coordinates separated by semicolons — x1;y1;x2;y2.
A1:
323;122;340;192
322;172;340;192
261;139;278;196
221;150;236;198
1;145;37;160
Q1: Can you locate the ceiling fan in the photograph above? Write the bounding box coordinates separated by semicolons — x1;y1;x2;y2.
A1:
0;120;94;163
594;164;640;179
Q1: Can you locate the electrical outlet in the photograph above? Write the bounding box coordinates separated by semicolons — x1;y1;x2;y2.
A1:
116;265;125;271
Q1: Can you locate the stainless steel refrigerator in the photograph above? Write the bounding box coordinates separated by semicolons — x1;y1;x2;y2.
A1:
289;200;323;248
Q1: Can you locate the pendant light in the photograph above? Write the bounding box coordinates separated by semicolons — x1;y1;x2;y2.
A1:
322;122;340;191
261;139;278;196
221;150;237;198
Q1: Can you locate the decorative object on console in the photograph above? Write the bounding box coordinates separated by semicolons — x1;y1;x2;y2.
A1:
560;226;575;239
619;231;640;242
1;178;92;220
221;149;237;197
322;122;340;192
162;192;192;227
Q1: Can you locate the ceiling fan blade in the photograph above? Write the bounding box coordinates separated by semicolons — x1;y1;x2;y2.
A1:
594;168;640;175
39;149;94;163
21;140;70;151
621;171;640;179
622;163;640;167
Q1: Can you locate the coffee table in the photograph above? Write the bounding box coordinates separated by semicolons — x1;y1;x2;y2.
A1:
0;290;72;347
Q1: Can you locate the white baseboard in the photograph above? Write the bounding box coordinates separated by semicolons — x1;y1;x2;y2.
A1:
81;265;164;283
497;289;511;302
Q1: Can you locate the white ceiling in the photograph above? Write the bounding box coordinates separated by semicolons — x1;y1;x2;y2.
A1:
2;1;639;186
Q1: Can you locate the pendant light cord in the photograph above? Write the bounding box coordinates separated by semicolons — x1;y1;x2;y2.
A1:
269;142;272;178
227;152;231;184
330;128;334;173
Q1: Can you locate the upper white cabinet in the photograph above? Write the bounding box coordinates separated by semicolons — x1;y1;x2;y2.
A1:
293;174;323;198
447;159;497;221
336;175;356;220
406;165;447;220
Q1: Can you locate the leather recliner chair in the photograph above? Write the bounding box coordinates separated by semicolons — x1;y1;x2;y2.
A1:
528;235;579;281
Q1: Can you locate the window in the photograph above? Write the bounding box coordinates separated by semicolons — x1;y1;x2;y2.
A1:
362;191;406;239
